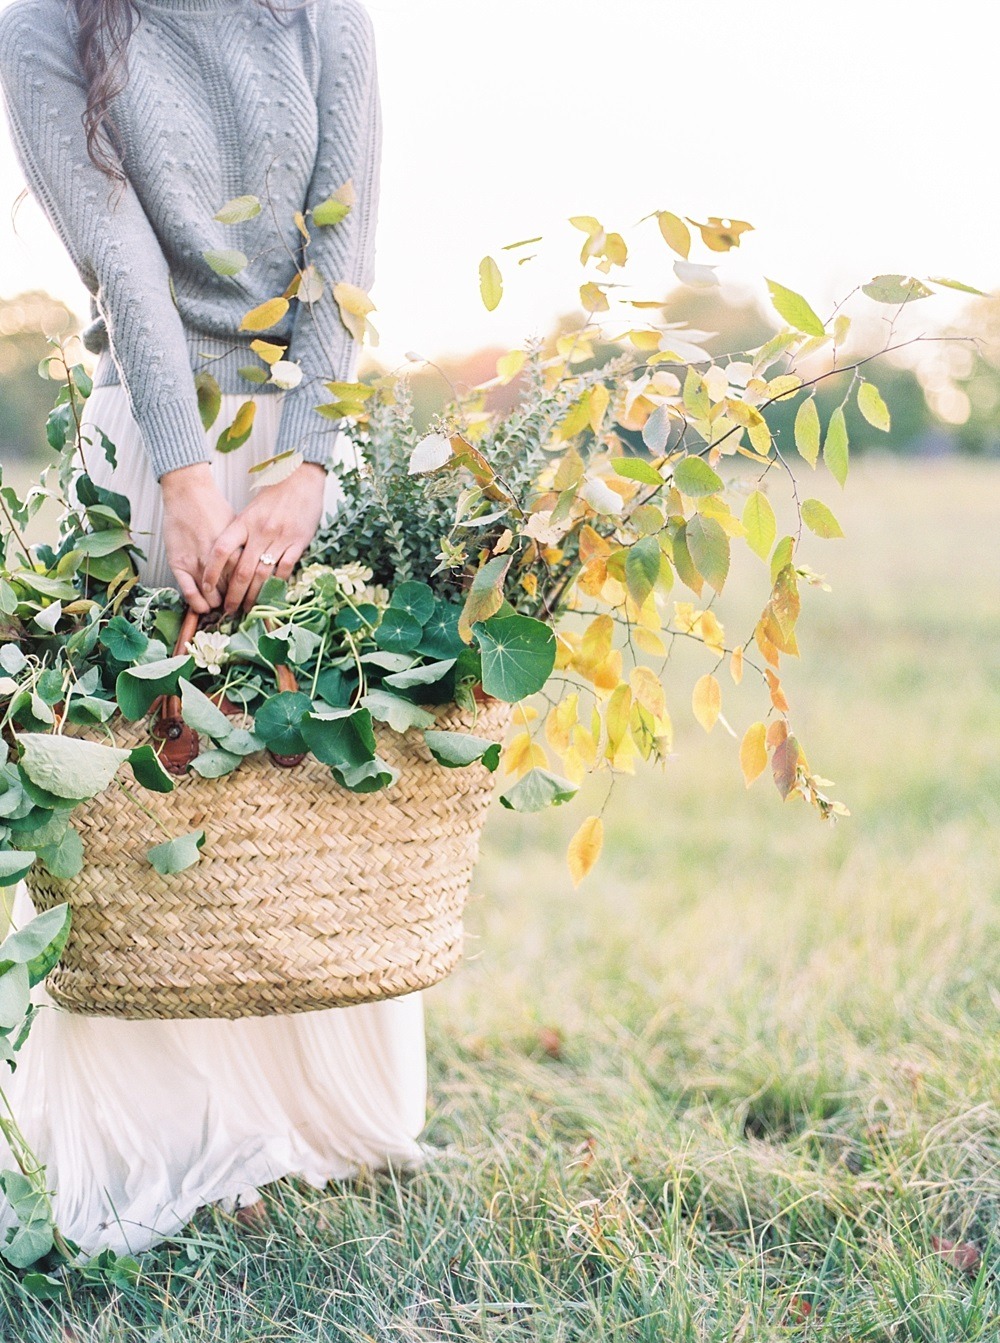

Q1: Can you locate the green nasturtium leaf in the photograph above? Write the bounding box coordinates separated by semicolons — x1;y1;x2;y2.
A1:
147;829;205;876
99;615;148;663
128;744;175;794
499;768;578;813
473;614;557;703
382;658;456;691
254;692;311;756
116;655;194;721
0;963;30;1030
389;581;435;624
765;279;826;336
0;903;71;986
418;602;465;660
423;730;501;771
672;456;723;498
179;679;232;738
189;750;242;779
300;707;376;770
360;691;436;734
801;498;845;539
823;405;850;486
0;1171;56;1267
0;850;36;886
373;608;424;654
331;756;398;794
36;826;84;880
17;734;130;801
20;1273;65;1301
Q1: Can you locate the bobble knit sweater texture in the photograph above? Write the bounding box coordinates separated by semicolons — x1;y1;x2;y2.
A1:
0;0;381;479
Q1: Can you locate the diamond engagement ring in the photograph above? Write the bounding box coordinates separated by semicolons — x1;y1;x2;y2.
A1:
259;552;278;567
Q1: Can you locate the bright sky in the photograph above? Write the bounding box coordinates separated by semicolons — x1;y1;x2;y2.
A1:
0;0;994;368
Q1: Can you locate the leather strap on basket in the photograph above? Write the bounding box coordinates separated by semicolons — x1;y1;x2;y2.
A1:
152;608;306;774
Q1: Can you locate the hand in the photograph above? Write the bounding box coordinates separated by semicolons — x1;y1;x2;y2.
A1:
203;462;328;615
160;463;237;614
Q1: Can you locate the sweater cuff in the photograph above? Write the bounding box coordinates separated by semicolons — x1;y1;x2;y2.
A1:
138;398;211;481
273;389;343;470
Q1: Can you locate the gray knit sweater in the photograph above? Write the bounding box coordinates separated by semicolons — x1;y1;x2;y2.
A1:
0;0;381;479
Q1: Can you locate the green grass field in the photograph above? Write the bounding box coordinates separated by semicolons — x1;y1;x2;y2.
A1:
2;456;999;1341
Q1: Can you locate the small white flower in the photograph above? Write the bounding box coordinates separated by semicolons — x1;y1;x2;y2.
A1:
333;562;374;597
360;582;391;609
287;562;336;602
186;630;231;676
269;360;303;390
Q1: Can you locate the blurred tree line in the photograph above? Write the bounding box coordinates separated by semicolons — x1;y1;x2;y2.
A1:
1;285;997;466
0;291;76;463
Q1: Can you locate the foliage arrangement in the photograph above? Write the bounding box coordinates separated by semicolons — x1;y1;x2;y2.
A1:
0;186;980;1290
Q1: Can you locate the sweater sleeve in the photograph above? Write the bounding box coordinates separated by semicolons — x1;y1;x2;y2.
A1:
271;0;383;468
0;0;210;480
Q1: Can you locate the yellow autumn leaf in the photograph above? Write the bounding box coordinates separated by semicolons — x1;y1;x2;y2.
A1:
567;816;604;888
239;296;290;332
692;673;721;732
740;721;768;787
589;382;611;432
629;666;666;722
572;722;599;769
502;733;546;779
580;281;610;312
333;282;377;344
249;338;287;364
633;627;667;657
497;350;527;384
480;256;503;311
730;645;745;684
513;703;540;729
696;610;725;654
545;694;579;755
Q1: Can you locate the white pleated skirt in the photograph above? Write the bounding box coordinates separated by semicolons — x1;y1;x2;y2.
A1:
0;382;430;1258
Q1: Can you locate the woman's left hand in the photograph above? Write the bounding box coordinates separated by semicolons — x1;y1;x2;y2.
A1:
202;462;328;615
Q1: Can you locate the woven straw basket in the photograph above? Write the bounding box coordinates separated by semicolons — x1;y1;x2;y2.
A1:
25;696;511;1020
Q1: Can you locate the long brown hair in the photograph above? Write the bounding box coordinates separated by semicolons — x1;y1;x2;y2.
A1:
70;0;138;182
68;0;313;182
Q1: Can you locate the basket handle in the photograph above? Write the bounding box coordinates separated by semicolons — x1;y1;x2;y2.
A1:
152;608;306;774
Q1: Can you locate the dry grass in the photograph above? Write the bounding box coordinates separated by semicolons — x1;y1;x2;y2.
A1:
2;455;998;1340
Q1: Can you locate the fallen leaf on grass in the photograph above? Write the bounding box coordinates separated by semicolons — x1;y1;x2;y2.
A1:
538;1026;563;1059
931;1235;981;1276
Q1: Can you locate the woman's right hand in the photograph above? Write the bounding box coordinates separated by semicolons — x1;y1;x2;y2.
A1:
159;463;237;614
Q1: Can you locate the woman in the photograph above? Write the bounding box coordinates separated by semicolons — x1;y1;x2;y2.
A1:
0;0;429;1256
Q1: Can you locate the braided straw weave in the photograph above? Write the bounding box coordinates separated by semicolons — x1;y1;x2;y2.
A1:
25;698;512;1020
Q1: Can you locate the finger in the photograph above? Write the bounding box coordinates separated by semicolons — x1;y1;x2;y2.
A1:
203;521;248;596
225;546;266;616
243;553;282;612
275;542;306;582
176;569;211;616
